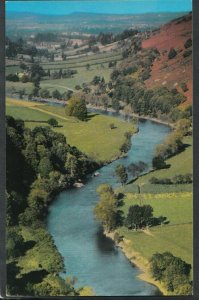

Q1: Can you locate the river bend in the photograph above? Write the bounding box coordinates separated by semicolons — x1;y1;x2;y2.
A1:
47;116;170;296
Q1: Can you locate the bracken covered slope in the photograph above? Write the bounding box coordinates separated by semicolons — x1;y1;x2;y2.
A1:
142;13;192;108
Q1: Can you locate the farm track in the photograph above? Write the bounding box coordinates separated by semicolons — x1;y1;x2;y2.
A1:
18;104;74;122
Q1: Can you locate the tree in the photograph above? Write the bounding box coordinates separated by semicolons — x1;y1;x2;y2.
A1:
27;188;48;219
125;205;153;230
120;139;131;153
94;185;118;231
180;82;188;92
65;95;87;121
6;228;25;259
183;49;192;58
96;184;114;195
184;38;192;49
47;118;58;127
91;75;101;85
176;118;191;136
150;252;192;295
6;74;19;82
115;164;128;185
30;63;45;82
125;205;142;230
168;48;177;59
52;89;61;100
152;155;166;169
40;89;50;99
38;157;53;178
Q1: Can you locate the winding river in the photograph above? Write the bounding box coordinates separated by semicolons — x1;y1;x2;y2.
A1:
47;113;170;296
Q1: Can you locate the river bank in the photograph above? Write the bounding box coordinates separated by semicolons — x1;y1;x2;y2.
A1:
104;231;168;296
47;116;171;296
86;104;175;128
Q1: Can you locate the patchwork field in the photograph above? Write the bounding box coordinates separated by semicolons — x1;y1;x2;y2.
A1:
6;50;120;99
6;64;112;95
6;98;134;163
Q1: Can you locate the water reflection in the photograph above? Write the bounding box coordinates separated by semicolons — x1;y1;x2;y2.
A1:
95;227;118;254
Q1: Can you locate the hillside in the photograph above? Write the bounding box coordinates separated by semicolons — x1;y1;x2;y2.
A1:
142;13;192;108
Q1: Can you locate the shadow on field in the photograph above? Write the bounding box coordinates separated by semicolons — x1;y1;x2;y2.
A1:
86;113;99;121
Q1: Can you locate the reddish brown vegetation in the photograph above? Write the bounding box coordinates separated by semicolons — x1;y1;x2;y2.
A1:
142;13;192;108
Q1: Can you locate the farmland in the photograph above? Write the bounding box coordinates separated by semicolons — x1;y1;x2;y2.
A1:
6;98;134;163
115;132;193;276
6;54;115;95
117;191;192;268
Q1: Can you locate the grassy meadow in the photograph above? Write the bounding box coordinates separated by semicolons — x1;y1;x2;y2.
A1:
121;192;192;225
6;98;134;163
118;223;192;266
117;191;192;268
135;136;192;185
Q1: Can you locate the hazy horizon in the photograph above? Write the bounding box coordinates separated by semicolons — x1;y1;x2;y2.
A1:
6;0;192;15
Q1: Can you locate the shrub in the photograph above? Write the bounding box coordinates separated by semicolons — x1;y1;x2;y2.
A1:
6;74;19;82
141;69;151;81
183;50;192;58
152;156;166;169
47;118;58;127
180;82;189;92
109;123;115;129
168;48;177;59
52;89;62;100
75;85;81;90
184;38;192;49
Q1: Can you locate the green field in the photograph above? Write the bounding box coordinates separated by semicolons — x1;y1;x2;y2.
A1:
41;65;112;91
119;183;192;194
6;81;34;95
134;136;192;186
117;191;193;267
6;98;134;163
118;223;192;266
6;65;21;76
121;192;192;225
6;64;112;95
6;105;61;122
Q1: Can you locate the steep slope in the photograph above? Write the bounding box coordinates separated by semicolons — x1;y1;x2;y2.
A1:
142;13;192;108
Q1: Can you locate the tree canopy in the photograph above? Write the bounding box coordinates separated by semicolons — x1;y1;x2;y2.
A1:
65;95;87;121
150;252;192;295
115;164;128;185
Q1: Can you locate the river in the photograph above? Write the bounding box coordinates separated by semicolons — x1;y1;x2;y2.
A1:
47;113;170;296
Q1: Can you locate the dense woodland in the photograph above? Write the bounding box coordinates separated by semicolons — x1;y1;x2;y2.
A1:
6;116;98;295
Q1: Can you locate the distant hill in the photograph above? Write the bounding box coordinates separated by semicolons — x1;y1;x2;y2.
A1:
6;11;189;37
142;13;192;107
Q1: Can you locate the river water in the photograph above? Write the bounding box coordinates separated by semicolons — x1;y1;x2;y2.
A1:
47;114;170;296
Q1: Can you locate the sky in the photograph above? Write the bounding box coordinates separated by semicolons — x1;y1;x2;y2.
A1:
6;0;192;15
